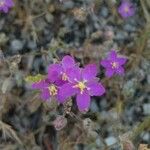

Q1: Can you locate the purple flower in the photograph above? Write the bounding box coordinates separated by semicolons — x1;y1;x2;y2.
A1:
32;78;59;100
101;50;127;77
32;63;63;100
58;64;105;111
48;55;76;83
118;0;135;18
0;0;14;13
31;55;76;100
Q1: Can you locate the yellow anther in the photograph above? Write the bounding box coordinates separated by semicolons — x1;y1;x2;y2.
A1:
111;62;118;69
48;85;57;96
124;7;129;12
62;73;68;81
74;81;86;94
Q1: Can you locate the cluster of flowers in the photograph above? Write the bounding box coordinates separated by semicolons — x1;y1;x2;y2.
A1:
32;50;127;111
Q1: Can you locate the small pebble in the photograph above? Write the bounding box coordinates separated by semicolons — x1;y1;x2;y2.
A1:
90;100;99;112
45;13;54;23
143;103;150;115
115;31;128;40
124;24;136;32
62;1;74;10
27;40;37;50
11;39;24;52
142;132;150;142
105;136;118;146
100;7;109;18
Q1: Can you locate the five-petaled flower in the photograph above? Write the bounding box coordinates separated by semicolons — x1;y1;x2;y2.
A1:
32;63;63;100
0;0;14;13
32;78;59;100
118;0;135;19
58;64;105;111
101;50;127;77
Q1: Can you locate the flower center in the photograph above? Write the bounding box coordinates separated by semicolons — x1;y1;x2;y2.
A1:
124;7;129;12
48;85;57;96
0;1;4;6
74;81;86;94
111;62;118;69
62;73;68;81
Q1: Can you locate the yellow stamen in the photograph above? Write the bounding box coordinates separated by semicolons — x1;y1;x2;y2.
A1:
48;85;57;96
62;73;68;81
0;1;4;6
124;7;129;12
74;81;86;94
111;62;118;69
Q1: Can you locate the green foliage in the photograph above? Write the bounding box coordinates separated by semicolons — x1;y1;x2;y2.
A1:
132;117;150;139
25;74;45;83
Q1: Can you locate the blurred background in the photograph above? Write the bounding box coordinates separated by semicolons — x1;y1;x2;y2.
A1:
0;0;150;149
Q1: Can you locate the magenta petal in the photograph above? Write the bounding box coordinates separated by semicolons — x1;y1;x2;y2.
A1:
48;64;62;82
118;5;122;14
40;88;50;100
62;55;75;70
105;68;114;77
55;79;66;86
117;57;127;65
32;80;48;89
128;8;135;16
109;50;117;60
7;0;14;7
3;6;9;13
87;81;105;96
82;64;98;81
76;90;90;111
101;59;111;68
58;83;76;103
66;67;81;83
116;67;125;75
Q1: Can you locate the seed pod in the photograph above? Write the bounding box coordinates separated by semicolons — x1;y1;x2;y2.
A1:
53;115;67;131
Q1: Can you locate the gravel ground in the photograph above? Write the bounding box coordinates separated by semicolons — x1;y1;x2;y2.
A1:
0;0;150;150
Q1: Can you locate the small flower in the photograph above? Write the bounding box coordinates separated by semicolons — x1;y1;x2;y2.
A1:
32;63;63;100
101;50;127;77
32;78;59;100
118;0;135;19
58;64;105;111
0;0;14;13
48;55;76;83
31;56;76;100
